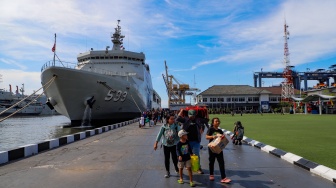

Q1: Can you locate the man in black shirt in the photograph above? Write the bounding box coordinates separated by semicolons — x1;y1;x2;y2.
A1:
176;109;208;174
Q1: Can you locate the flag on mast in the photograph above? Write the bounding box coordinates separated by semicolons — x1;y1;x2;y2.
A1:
52;44;56;52
52;33;56;52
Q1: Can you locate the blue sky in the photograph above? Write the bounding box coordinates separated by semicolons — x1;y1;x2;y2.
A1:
1;0;336;108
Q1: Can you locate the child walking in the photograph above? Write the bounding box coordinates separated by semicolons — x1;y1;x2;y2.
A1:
176;129;195;187
206;117;231;184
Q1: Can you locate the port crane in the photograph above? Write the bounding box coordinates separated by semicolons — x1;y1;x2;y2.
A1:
162;61;200;109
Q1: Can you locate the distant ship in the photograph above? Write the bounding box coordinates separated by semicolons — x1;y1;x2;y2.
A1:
0;85;43;116
40;20;161;126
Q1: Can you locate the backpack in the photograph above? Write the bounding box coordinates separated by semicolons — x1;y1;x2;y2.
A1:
236;128;244;139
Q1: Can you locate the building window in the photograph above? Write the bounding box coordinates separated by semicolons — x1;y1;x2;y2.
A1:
218;98;224;102
210;98;217;102
245;106;253;110
270;97;277;101
248;97;253;102
203;98;208;102
253;97;259;102
226;98;231;102
239;97;245;102
232;97;238;102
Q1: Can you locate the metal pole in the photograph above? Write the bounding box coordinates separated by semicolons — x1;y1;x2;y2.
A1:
304;102;307;115
319;97;322;115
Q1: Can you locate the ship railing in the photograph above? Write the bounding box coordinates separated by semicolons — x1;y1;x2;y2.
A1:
41;60;77;72
41;60;139;79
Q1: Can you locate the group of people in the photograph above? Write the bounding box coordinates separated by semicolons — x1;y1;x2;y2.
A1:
140;109;170;128
153;108;244;186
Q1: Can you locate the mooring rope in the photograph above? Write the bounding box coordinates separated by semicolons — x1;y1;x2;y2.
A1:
130;94;142;113
0;76;56;122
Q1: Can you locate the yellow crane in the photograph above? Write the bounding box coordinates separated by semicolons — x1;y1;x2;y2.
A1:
162;61;200;109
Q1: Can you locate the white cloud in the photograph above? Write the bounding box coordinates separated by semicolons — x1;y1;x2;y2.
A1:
0;69;41;94
0;0;335;107
186;0;336;72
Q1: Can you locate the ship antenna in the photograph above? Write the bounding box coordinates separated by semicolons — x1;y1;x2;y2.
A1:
111;20;125;51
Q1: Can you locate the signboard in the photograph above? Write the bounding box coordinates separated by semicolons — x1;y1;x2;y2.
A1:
260;101;269;110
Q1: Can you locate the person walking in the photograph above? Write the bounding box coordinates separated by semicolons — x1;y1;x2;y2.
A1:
154;114;180;178
176;108;209;174
206;117;231;184
176;129;195;187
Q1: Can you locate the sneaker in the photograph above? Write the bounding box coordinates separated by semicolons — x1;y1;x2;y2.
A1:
197;169;204;174
209;175;215;181
177;179;184;184
190;181;196;187
220;177;231;183
164;172;170;178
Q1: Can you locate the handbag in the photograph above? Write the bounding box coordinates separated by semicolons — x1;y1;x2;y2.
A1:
190;155;199;172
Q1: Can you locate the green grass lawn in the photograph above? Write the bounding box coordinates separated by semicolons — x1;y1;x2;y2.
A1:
209;113;336;169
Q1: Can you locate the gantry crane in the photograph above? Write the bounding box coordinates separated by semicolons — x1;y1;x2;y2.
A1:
162;61;200;109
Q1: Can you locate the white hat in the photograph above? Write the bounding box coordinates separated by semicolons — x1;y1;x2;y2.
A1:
178;129;188;137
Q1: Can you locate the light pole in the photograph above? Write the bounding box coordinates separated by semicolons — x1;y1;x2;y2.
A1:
298;73;301;98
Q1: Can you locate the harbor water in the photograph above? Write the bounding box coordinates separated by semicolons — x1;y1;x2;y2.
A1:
0;115;84;151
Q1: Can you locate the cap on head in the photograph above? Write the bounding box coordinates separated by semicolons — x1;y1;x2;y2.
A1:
188;109;196;117
178;129;188;137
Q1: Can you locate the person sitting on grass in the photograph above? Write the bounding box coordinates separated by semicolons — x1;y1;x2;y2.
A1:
176;129;195;187
231;121;244;145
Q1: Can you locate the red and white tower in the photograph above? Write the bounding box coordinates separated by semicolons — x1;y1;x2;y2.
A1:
281;20;294;101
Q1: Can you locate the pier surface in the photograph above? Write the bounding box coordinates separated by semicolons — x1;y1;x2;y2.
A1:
0;122;335;188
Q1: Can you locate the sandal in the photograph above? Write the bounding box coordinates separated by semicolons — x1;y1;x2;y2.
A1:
209;175;215;181
220;177;232;183
177;179;184;184
190;181;196;187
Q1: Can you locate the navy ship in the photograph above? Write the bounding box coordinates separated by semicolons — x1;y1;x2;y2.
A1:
40;20;160;126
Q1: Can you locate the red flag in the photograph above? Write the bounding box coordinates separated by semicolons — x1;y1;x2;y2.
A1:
52;43;56;52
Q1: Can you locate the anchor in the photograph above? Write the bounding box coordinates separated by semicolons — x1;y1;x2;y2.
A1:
85;96;96;108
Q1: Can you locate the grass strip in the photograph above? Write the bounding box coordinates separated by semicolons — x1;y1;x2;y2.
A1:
209;113;336;169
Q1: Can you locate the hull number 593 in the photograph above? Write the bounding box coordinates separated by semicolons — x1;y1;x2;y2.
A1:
105;89;127;102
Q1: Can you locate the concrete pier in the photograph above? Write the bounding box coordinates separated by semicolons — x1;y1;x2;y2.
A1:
0;121;335;188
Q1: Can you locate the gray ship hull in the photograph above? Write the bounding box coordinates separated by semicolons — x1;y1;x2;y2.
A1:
41;67;147;125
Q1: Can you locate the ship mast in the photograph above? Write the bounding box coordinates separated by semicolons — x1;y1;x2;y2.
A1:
281;20;294;102
111;20;125;51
